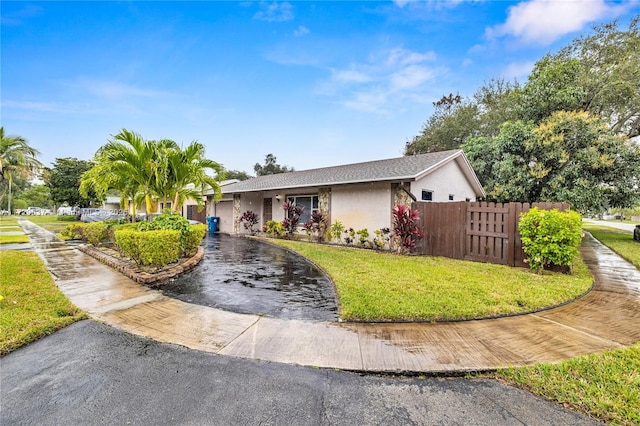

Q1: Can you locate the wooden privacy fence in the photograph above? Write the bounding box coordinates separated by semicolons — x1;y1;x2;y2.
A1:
412;201;570;267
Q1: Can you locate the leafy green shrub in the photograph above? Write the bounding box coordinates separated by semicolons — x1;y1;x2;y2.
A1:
137;211;203;256
265;220;285;238
59;223;85;240
56;215;76;222
82;222;110;246
519;207;583;273
115;229;181;266
182;224;206;257
114;229;141;263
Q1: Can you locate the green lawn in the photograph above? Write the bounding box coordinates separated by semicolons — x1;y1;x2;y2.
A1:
496;344;640;425
0;216;27;244
491;225;640;426
0;250;87;355
271;239;593;322
582;224;640;269
23;214;80;233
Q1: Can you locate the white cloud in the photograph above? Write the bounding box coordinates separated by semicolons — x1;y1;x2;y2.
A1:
254;2;294;22
486;0;621;45
332;69;373;83
322;47;442;113
390;65;435;90
501;60;535;80
386;47;436;66
294;25;309;37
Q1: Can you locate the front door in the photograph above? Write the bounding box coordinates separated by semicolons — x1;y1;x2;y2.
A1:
263;198;272;226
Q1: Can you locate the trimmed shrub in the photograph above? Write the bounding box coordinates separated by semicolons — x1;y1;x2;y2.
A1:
137;211;204;256
59;223;85;240
114;229;142;263
519;207;583;273
82;222;110;246
182;224;206;257
115;229;181;266
56;215;76;222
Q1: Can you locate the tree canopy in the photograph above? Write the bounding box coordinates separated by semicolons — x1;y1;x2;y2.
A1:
405;17;640;211
45;158;99;208
254;153;294;176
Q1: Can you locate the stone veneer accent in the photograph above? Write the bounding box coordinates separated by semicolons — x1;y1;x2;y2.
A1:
233;194;241;234
392;182;413;208
77;245;204;286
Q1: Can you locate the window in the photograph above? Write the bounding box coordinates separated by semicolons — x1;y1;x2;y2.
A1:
449;194;454;201
421;190;433;201
287;195;318;224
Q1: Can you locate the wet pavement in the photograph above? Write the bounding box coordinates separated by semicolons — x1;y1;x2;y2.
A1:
161;234;338;321
17;219;640;374
2;320;599;425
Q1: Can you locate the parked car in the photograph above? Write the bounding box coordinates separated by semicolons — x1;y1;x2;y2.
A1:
1;210;10;215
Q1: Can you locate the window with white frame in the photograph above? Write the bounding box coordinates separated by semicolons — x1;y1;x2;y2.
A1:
287;195;319;224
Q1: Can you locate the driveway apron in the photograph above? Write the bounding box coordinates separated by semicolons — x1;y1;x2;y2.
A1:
20;220;640;373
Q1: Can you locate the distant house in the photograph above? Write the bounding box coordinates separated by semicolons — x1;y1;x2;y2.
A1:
205;149;485;235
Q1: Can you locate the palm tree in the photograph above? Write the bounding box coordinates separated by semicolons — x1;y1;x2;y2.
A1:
0;127;43;213
167;140;225;212
81;129;224;220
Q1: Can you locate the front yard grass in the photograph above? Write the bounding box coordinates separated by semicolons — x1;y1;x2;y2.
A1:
271;239;593;322
582;223;640;269
23;214;79;234
0;250;87;355
495;343;640;425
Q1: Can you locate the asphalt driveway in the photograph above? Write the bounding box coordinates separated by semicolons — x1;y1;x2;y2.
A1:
2;320;597;426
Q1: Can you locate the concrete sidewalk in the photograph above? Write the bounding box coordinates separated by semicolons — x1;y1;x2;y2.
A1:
21;220;640;374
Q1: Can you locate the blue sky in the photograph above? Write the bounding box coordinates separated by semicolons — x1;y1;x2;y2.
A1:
2;1;639;175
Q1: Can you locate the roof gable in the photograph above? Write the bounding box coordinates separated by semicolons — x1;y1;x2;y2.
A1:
221;149;483;196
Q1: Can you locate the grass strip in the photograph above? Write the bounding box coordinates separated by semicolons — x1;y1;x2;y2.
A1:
582;224;640;269
271;239;593;322
0;234;29;244
0;250;87;355
496;343;640;425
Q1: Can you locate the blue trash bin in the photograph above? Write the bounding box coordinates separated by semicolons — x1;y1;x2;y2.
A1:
206;216;219;233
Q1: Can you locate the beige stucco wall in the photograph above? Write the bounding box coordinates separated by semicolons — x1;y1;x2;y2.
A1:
411;160;478;202
331;182;392;232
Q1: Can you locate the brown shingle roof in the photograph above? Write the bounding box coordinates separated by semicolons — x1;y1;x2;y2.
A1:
222;150;473;194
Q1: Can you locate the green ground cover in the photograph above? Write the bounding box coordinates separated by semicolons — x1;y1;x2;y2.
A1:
24;214;80;233
0;234;29;244
0;250;87;355
271;239;592;322
582;224;640;269
496;344;640;425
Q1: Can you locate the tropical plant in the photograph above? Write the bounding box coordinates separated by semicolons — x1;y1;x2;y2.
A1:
166;140;225;211
329;220;345;243
0;127;43;213
80;129;224;220
239;210;259;234
356;228;370;247
373;227;391;250
281;201;303;237
392;204;424;254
